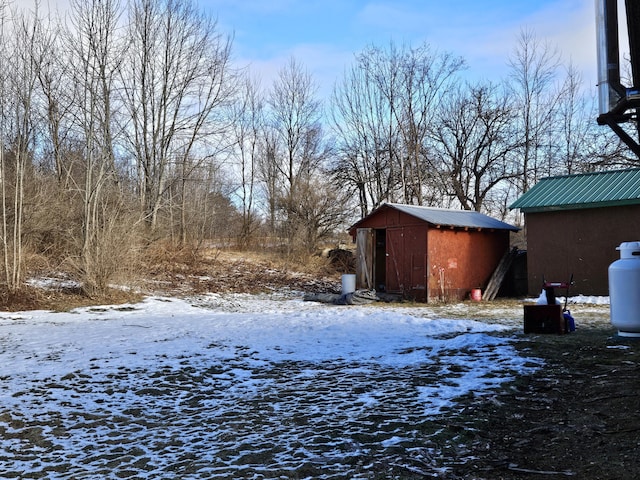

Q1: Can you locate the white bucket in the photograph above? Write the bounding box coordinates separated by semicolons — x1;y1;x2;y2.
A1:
341;274;356;295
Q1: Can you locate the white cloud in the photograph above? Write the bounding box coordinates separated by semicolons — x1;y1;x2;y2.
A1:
235;42;354;101
517;0;598;85
412;0;600;89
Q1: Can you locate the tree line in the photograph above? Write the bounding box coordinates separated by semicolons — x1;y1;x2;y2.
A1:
0;0;634;294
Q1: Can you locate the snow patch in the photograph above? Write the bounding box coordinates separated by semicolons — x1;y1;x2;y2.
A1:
0;294;540;478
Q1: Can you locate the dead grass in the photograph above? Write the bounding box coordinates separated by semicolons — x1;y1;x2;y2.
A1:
1;246;344;312
137;246;343;297
0;285;144;312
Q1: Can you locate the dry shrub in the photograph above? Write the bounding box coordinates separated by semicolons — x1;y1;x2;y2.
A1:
0;282;143;312
25;178;79;265
65;204;143;297
142;240;211;273
0;285;48;311
22;250;53;275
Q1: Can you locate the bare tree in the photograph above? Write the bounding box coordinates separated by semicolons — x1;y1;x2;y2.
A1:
63;0;138;294
288;174;353;253
551;63;634;174
266;57;331;252
331;57;397;217
31;10;77;186
267;58;323;197
229;74;263;248
431;82;520;213
68;0;123;176
553;63;593;175
0;3;42;292
332;41;464;213
122;0;234;231
166;155;235;248
391;43;465;204
257;126;280;235
507;29;561;192
355;43;404;204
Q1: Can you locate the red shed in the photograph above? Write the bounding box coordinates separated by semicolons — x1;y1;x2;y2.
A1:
348;203;519;302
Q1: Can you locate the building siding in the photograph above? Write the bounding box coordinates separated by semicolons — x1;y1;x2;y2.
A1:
525;204;640;295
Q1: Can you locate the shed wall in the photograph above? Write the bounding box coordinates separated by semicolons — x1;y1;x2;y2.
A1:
525;204;640;295
427;228;510;301
353;207;424;229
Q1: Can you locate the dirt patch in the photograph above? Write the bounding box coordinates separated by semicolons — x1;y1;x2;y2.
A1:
440;324;640;480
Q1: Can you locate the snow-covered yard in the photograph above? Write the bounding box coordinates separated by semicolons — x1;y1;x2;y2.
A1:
0;293;591;478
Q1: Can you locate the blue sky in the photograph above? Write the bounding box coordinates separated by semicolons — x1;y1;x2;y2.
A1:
202;0;599;96
42;0;606;97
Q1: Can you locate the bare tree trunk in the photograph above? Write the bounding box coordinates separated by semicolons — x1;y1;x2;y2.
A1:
67;0;126;295
0;4;40;293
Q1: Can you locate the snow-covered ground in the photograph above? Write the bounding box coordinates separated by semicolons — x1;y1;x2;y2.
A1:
0;293;604;478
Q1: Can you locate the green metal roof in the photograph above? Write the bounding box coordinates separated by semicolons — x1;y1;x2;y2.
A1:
509;168;640;213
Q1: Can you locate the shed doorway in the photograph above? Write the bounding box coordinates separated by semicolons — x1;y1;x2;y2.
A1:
355;228;387;291
374;229;386;292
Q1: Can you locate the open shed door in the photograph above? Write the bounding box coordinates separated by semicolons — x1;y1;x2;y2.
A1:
355;228;374;289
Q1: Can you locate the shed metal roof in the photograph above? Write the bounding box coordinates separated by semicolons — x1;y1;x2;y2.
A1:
351;203;519;231
509;168;640;213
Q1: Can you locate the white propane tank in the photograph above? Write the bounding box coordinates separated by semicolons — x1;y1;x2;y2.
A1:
609;241;640;337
